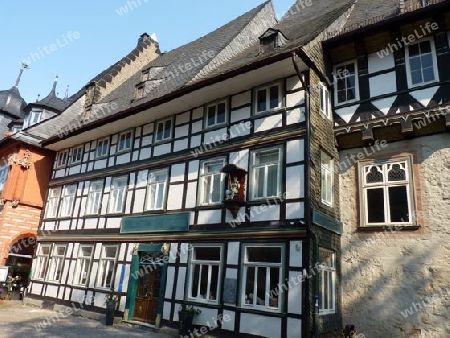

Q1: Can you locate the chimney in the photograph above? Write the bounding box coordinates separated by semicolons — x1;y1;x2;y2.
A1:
138;33;150;45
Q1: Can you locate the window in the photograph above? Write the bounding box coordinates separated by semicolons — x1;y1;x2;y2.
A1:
95;138;110;158
205;100;227;127
155;118;172;142
44;187;61;218
318;248;336;315
406;39;438;87
47;245;67;282
250;148;281;200
334;61;358;104
188;245;223;304
360;159;414;227
85;180;103;215
118;131;133;152
320;82;332;119
255;83;282;113
56;150;68;168
34;244;51;280
241;245;284;312
70;146;83;165
321;152;333;207
96;245;118;289
145;169;168;210
198;159;225;205
24;109;42;127
0;165;9;193
108;176;127;213
11;126;21;133
73;245;93;286
58;185;77;217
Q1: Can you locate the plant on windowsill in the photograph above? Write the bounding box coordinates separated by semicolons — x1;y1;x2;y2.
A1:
178;304;201;336
105;288;118;326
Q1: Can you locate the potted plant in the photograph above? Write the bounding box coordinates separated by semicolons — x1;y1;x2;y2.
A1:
178;304;201;336
105;289;118;326
5;275;21;300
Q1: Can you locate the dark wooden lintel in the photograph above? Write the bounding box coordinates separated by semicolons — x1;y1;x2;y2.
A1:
401;117;414;138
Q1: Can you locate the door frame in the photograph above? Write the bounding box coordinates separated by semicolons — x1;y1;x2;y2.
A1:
125;243;168;326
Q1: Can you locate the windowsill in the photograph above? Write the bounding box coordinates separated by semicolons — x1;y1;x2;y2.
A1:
254;106;285;117
187;298;220;306
196;203;223;209
142;209;167;214
82;214;100;218
247;196;283;205
153;138;173;145
407;78;438;89
319;311;336;316
57;216;73;220
94;155;109;160
68;161;82;167
239;305;283;316
334;97;359;108
357;225;420;232
203;121;228;131
116;148;132;155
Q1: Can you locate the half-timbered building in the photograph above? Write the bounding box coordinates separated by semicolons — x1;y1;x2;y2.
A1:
23;1;362;337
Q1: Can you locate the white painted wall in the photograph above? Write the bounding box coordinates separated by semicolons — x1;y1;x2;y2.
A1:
240;313;281;338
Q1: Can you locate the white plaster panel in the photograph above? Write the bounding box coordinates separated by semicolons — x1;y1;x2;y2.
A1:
192;107;203;120
188;161;199;180
176;111;190;125
231;90;251;108
286;76;302;91
168;243;178;264
59;220;71;230
254;114;282;132
139;147;151;160
30;282;43;296
135;126;142;137
410;86;440;108
94;159;107;170
89;262;98;288
94;292;107;308
286;139;305;163
125;191;133;214
100;194;109;215
229;121;251;139
204;128;227;145
143;123;154;135
163;301;172;320
191;120;203;134
286;202;305;219
226;268;237;279
111;134;118;144
175;124;189;138
197;209;222;224
171;163;185;182
249;204;280;222
81;163;87;173
174;139;188;152
85;291;94;305
116;153;131;166
240;313;281;338
225;206;246;225
141;135;152;147
84;143;91;152
87;162;94;172
153;143;171;157
288;270;302;315
286;165;304;199
84;218;97;229
221;310;235;331
369;72;397;97
45;284;58;298
167;184;184;210
70;288;85;303
185;182;198;208
286;107;304;124
109;145;117;157
165;266;175;299
128;173;135;188
229;149;249;172
230;106;251;123
105;217;121;229
227;242;240;265
98;217;106;229
286;90;305;108
192;307;219;326
175;267;186;300
132;151;139;161
119;295;126;312
290;241;303;268
368;51;395;73
68;165;81;175
371;96;396;115
136;170;148;188
335;105;358;124
190;135;201;149
287;318;302;338
189;211;195;226
133;189;146;214
54;169;65;178
179;243;190;264
82;181;90;195
74;198;82;218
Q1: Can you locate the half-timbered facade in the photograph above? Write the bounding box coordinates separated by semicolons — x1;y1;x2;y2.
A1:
325;0;450;337
23;1;359;337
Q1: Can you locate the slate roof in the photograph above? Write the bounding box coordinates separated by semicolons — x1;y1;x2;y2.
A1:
32;80;71;112
0;86;26;119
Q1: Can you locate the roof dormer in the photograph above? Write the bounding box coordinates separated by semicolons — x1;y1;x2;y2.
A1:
259;28;288;54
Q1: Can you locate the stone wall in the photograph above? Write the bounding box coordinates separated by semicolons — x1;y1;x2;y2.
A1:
339;133;450;337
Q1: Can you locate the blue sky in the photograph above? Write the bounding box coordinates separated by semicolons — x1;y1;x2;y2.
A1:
0;0;295;104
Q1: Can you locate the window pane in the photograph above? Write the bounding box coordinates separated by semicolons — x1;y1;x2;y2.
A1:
269;86;279;109
388;163;406;181
247;247;281;263
257;151;278;164
191;264;200;298
194;247;220;261
199;265;208;298
420;41;431;53
217;103;226;123
409;57;421;71
210;265;219;301
155;182;165;209
423;67;435;82
164;120;171;139
211;174;221;202
269;268;280;308
105;247;117;258
245;267;255;305
411;70;422;84
409;44;420;57
367;188;385;223
389;186;409;222
267;164;278;196
254;167;265;198
257;90;266;112
207;106;216;126
157;122;164;140
256;267;266;305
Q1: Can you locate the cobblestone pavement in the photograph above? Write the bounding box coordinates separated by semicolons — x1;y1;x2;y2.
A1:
0;301;176;337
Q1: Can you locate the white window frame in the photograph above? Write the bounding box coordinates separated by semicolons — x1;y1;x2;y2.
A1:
187;244;224;305
359;158;414;227
321;151;334;207
250;147;282;200
56;150;69;168
145;169;168;211
73;245;94;286
405;38;439;88
117;130;133;152
241;244;285;312
254;82;283;114
25;109;42;128
319;82;332;119
333;60;359;105
96;245;118;289
95;138;110;158
107;176;127;214
47;244;67;283
205;99;227;128
318;248;336;315
85;180;103;215
0;164;9;193
58;184;77;218
70;146;83;165
44;187;62;219
198;158;225;205
155;118;173;142
34;244;51;280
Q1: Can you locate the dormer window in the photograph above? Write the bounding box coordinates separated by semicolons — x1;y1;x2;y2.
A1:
24;109;42;128
259;29;288;54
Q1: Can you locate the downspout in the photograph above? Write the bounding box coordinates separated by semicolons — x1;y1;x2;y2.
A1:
291;50;319;338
